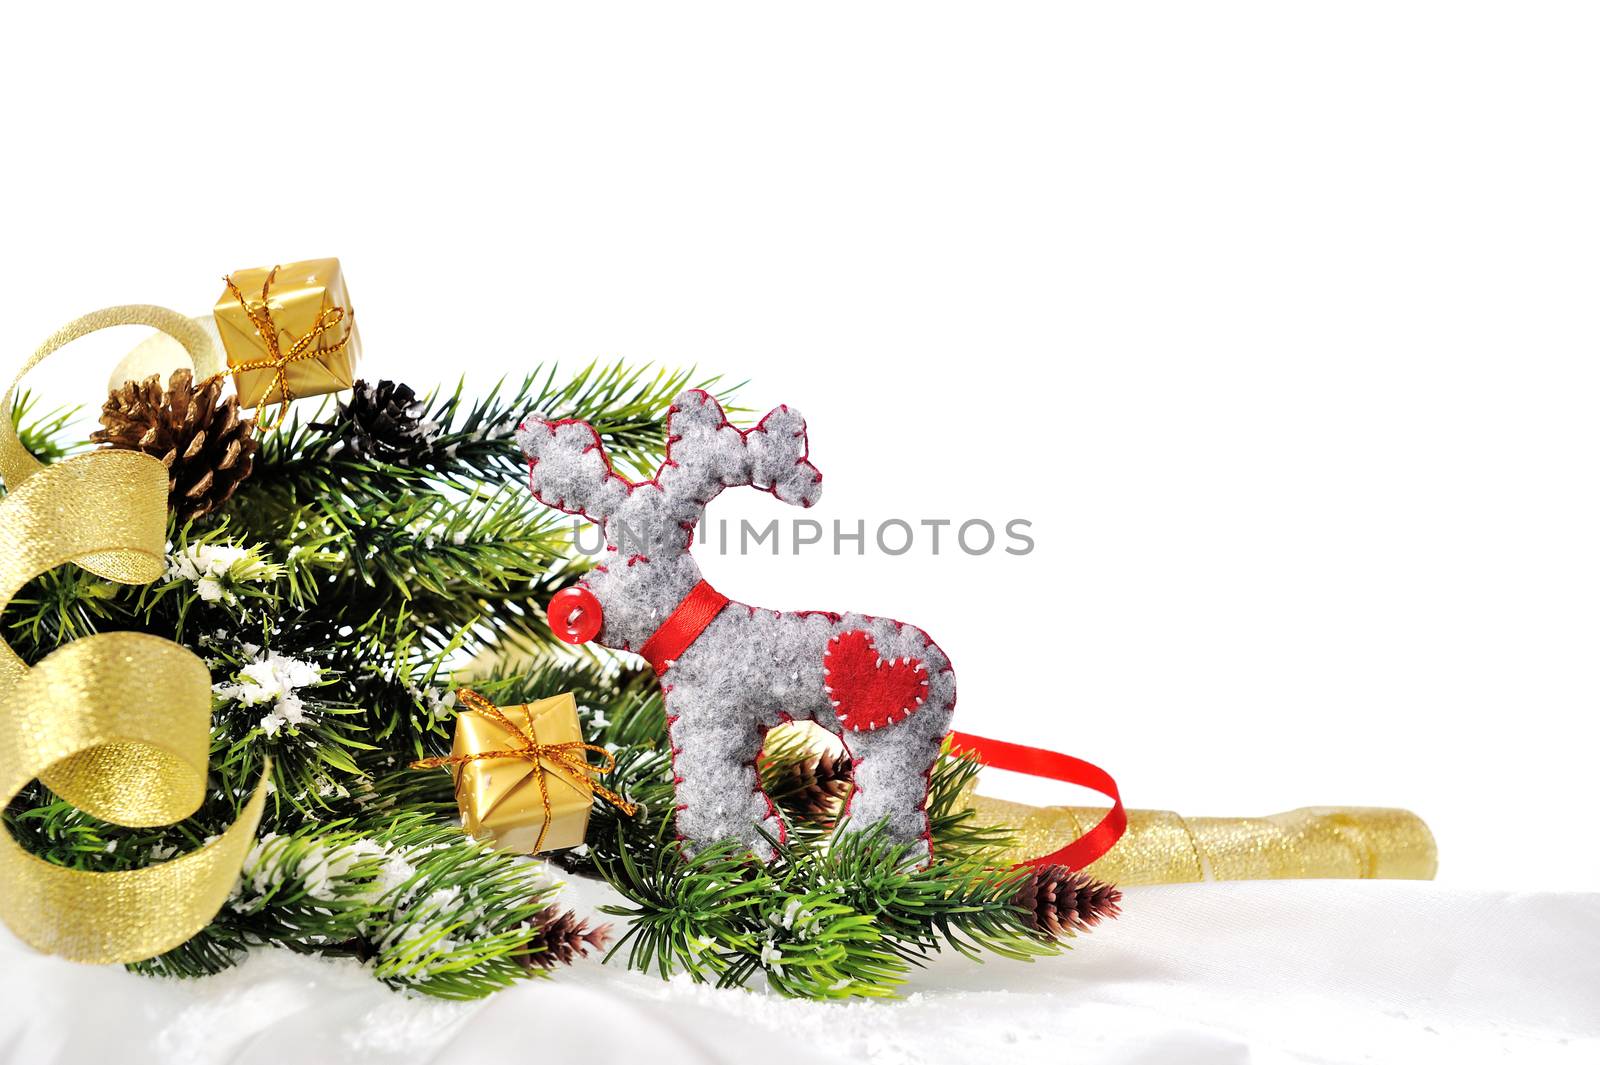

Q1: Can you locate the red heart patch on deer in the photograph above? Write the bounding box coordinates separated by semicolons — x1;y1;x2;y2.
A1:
823;630;929;732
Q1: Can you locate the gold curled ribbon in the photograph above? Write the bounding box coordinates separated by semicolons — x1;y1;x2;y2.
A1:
0;306;267;964
107;312;228;394
222;267;352;431
411;689;637;853
967;796;1437;884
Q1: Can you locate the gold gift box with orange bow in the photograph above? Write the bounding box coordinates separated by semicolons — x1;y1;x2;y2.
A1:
423;691;635;855
213;257;361;415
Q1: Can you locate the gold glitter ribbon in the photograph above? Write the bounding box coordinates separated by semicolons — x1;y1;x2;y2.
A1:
222;268;352;430
411;689;636;853
0;306;268;964
967;796;1437;883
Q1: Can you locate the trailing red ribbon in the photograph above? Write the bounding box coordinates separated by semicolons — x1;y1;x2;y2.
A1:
637;580;730;675
947;730;1126;870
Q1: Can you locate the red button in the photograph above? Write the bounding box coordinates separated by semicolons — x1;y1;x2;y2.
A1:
548;586;603;644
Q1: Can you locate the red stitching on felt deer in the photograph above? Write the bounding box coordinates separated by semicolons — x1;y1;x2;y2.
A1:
516;389;956;865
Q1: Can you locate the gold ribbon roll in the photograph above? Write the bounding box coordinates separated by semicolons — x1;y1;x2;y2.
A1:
0;306;267;964
968;796;1437;884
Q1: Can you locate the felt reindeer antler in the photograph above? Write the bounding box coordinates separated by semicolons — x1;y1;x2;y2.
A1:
655;390;823;509
516;390;822;530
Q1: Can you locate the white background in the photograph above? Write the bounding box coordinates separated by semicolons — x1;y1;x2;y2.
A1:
1;3;1595;891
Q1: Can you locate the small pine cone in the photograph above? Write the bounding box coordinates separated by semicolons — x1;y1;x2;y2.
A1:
1014;866;1122;939
516;907;611;971
311;380;438;464
90;370;257;522
775;749;855;824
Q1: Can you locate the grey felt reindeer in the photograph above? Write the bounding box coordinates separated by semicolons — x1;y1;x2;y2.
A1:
516;389;956;865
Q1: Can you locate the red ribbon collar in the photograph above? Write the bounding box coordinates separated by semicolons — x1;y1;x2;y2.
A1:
638;580;731;675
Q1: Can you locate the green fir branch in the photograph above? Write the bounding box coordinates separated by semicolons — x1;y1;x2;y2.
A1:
129;814;560;998
8;388;85;467
237;361;738;514
578;730;1079;998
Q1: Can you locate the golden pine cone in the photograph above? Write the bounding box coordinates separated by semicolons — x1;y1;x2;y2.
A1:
90;369;258;522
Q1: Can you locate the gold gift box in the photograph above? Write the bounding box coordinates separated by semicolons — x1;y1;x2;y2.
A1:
213;257;360;410
450;692;592;854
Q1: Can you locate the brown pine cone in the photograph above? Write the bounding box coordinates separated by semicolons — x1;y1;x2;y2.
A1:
768;748;855;824
516;907;611;971
90;370;257;522
1014;866;1122;939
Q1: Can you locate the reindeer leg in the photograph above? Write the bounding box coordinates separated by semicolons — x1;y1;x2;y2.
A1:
839;722;946;867
832;626;957;869
666;686;784;861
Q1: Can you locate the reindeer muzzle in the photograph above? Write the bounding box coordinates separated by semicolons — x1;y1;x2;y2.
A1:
548;586;603;644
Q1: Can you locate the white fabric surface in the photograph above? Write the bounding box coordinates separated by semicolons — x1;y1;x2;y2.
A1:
1;879;1595;1065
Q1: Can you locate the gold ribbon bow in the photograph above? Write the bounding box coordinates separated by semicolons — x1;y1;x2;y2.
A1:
411;689;637;853
0;306;268;964
223;267;352;430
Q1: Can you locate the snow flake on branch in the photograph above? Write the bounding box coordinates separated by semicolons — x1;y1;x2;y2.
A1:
407;683;458;725
165;540;282;606
214;651;325;737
